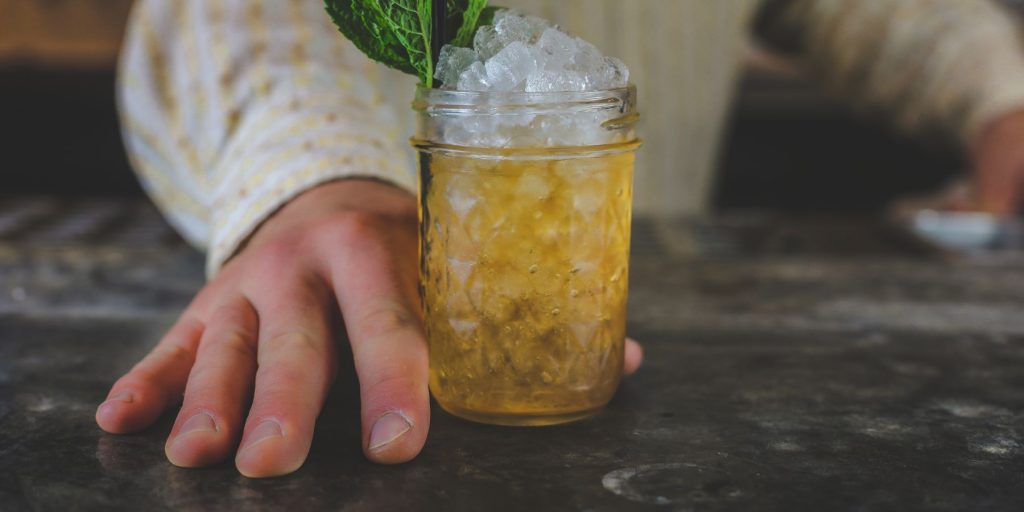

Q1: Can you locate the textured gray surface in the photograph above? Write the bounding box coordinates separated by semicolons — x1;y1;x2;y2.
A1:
2;200;1024;511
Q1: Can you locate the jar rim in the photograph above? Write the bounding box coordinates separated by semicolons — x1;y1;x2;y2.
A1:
413;84;636;115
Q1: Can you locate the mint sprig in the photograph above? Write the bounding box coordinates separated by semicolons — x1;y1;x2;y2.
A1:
325;0;491;86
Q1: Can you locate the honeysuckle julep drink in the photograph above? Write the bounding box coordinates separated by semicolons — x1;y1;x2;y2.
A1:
413;11;640;425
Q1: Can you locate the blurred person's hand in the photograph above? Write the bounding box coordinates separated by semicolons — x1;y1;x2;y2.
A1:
94;179;644;477
972;109;1024;216
889;110;1024;217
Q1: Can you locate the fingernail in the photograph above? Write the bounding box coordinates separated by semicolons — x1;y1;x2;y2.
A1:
177;412;217;438
106;390;133;404
243;419;283;450
368;411;412;451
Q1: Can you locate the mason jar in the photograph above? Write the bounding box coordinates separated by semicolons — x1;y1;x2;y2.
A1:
412;86;640;425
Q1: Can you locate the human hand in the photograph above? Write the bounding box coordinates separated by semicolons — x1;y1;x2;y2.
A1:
95;179;644;477
888;110;1024;218
971;108;1024;215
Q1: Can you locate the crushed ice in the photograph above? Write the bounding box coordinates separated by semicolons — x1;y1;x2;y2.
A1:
435;10;629;92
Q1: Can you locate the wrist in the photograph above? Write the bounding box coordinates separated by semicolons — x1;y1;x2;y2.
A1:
240;179;417;256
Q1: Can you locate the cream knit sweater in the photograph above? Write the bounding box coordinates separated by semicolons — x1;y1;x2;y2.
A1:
117;0;1024;276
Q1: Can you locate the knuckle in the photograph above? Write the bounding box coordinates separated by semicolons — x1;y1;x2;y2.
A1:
211;300;257;328
250;386;319;414
314;209;414;248
256;370;304;394
250;239;304;274
324;211;386;245
357;305;420;341
253;366;324;404
178;390;234;418
130;343;195;385
260;329;319;354
152;342;196;368
259;331;325;361
251;384;296;404
206;328;257;360
174;315;206;340
115;368;179;404
181;383;223;405
361;364;422;399
308;210;418;267
112;372;153;393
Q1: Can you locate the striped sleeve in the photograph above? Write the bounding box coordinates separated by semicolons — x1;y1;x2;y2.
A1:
118;0;416;278
763;0;1024;145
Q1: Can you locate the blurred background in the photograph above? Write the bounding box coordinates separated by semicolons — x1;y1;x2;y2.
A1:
0;0;964;214
1;0;139;197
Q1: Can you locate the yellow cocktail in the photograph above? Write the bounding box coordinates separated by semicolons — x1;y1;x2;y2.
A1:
413;87;639;425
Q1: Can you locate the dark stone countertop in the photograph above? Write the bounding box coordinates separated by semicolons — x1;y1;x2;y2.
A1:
2;199;1024;511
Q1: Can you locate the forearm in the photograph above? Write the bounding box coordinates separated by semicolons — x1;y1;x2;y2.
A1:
118;0;414;277
758;0;1024;146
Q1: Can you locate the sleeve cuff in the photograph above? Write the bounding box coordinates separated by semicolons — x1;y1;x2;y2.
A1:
962;71;1024;146
205;93;416;278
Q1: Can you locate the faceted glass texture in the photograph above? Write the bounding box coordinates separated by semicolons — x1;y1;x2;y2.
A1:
419;150;634;425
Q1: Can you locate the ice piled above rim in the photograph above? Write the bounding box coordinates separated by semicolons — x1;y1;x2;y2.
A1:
415;86;637;148
420;10;635;148
434;9;629;93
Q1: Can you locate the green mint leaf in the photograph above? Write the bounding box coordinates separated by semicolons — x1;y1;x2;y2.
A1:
329;0;432;82
324;0;491;86
450;0;489;48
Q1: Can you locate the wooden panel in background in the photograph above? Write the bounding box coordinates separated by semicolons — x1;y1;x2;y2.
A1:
0;0;134;68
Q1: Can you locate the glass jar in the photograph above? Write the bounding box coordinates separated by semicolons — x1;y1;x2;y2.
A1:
412;86;640;426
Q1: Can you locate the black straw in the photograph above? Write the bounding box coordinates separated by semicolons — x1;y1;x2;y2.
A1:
431;0;446;87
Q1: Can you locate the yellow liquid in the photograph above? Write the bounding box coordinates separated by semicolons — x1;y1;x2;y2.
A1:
419;146;634;425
